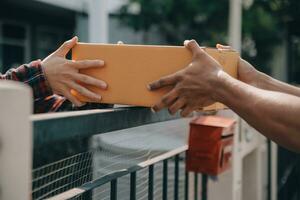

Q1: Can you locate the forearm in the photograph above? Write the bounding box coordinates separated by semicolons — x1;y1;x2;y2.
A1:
215;71;300;152
255;71;300;97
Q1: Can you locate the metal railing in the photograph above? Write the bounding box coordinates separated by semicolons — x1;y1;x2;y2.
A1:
0;81;277;200
31;107;205;200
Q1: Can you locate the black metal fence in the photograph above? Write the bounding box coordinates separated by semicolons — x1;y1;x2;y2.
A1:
31;107;206;200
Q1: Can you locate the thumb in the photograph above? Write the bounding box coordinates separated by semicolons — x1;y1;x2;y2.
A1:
54;36;78;57
184;39;205;58
216;44;232;50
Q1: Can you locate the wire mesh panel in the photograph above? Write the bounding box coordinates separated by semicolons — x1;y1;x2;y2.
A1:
92;182;110;199
32;151;93;199
135;168;149;200
32;113;190;200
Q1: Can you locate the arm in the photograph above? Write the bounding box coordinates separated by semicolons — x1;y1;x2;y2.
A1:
217;44;300;97
1;36;108;113
215;71;300;152
149;40;300;153
256;71;300;97
0;61;53;100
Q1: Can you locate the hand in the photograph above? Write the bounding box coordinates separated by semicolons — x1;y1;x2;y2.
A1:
216;44;260;87
42;36;107;107
148;40;223;117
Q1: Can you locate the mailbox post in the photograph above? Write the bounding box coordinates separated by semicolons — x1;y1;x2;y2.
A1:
0;81;32;200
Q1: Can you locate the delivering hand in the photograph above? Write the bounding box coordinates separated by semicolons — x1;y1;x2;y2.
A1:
148;40;223;117
42;36;107;107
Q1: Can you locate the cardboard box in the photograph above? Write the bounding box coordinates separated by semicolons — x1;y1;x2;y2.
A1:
71;43;239;110
186;116;236;176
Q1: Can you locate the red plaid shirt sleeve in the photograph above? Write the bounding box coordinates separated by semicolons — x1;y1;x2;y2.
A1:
0;60;69;113
0;60;53;100
0;61;113;113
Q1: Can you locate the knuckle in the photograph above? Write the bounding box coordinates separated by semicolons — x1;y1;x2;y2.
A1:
161;97;169;105
158;79;165;86
180;97;186;103
80;61;87;67
180;97;187;105
77;87;84;94
195;50;204;58
177;87;184;94
168;108;175;115
61;72;72;78
177;73;184;81
81;75;88;83
173;89;179;96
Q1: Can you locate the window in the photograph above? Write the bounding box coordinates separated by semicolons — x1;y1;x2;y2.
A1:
0;21;30;73
36;26;71;59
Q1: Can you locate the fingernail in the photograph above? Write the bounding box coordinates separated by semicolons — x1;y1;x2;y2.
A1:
98;60;105;65
151;107;156;113
102;83;108;89
147;85;152;90
72;36;78;42
184;40;190;46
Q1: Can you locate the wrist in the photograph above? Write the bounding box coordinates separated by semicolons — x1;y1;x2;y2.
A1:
211;70;233;104
40;62;53;93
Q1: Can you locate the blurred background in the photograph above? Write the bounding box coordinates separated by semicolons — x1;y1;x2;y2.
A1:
1;0;300;84
0;0;299;199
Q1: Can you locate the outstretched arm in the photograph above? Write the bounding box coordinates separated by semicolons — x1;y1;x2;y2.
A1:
216;71;300;152
217;44;300;97
1;36;108;110
255;71;300;97
149;40;300;153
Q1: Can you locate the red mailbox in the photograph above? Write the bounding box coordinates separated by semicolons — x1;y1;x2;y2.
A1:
186;116;236;176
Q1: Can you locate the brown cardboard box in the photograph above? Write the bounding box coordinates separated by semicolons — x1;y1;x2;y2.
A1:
71;43;239;110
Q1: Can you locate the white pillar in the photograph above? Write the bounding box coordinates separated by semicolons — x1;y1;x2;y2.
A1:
0;81;32;200
271;142;278;200
228;1;243;199
229;0;242;52
88;0;109;43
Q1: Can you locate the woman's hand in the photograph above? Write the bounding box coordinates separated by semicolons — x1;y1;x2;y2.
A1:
42;36;107;107
216;44;261;87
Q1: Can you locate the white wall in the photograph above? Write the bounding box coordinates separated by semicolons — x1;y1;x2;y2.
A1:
36;0;89;12
35;0;127;13
35;0;129;43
